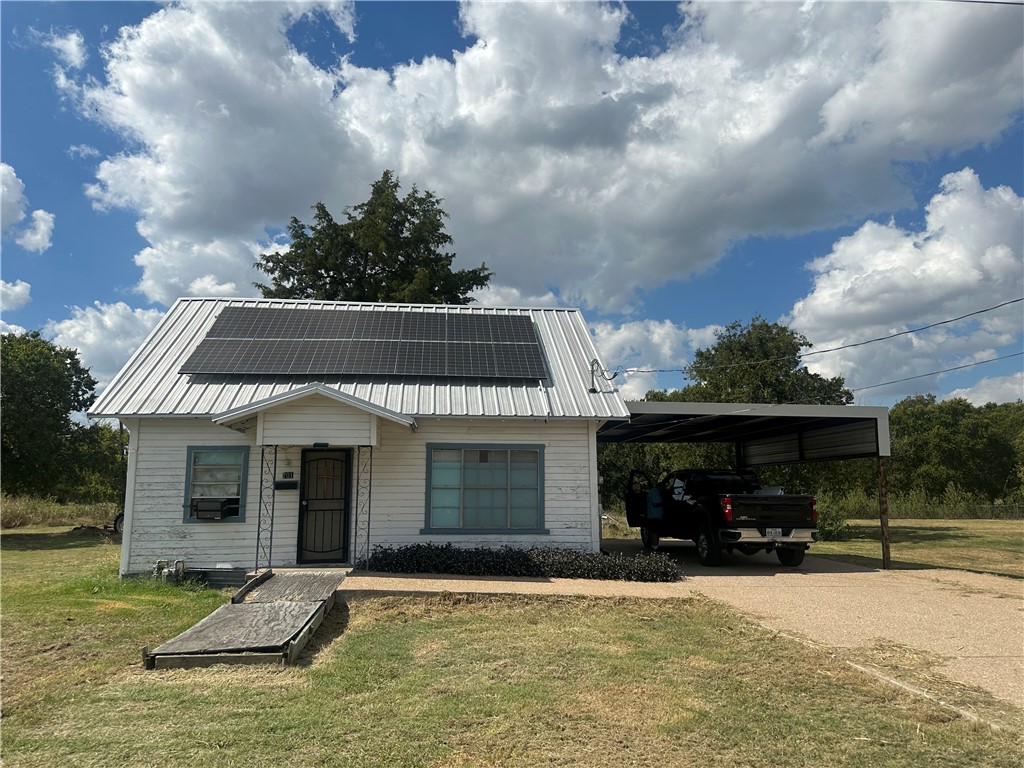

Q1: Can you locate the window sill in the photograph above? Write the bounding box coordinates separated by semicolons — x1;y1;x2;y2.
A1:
419;528;550;536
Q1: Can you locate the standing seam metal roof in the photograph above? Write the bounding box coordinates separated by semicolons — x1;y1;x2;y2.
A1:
89;298;631;421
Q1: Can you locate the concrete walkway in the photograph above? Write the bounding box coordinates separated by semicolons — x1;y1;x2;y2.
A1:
338;543;1024;710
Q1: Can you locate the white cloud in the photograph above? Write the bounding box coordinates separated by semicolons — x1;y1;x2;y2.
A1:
473;283;560;308
591;318;690;399
945;372;1024;406
1;163;27;231
67;143;101;160
1;163;55;253
1;279;32;312
788;168;1023;398
0;320;27;335
42;29;88;69
44;302;164;387
59;1;1022;312
15;209;56;253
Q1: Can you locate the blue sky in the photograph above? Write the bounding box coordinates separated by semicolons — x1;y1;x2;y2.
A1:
2;1;1022;406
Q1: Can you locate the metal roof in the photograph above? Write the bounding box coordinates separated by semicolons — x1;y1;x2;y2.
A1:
89;298;630;421
597;401;890;465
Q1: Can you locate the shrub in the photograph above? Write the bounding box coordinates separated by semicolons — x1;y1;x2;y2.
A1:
360;543;683;582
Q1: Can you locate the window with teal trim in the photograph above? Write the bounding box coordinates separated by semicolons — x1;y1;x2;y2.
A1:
185;446;249;521
427;446;543;531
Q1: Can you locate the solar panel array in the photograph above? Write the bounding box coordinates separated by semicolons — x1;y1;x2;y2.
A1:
179;307;548;379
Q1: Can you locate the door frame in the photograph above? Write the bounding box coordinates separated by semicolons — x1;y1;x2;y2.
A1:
297;447;353;564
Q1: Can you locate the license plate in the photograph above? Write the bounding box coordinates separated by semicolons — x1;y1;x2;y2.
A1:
766;527;783;538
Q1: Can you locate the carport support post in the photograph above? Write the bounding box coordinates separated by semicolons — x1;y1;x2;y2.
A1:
877;457;892;569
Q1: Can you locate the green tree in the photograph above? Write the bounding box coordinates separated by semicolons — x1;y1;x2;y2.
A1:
255;170;492;304
888;395;1020;502
66;422;129;503
669;316;853;406
1;332;97;497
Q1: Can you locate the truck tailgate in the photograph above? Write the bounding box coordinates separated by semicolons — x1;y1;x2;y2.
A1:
727;495;815;527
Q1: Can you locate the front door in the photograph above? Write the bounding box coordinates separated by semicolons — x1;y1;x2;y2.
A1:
298;449;351;563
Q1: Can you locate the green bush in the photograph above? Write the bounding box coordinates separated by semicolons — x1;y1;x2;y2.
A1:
360;543;684;582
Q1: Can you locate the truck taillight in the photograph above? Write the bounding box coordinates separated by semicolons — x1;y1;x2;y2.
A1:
721;496;733;524
811;498;818;525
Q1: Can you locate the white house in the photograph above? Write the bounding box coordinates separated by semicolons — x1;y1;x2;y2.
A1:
89;298;630;580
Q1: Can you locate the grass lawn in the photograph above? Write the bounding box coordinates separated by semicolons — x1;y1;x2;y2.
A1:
2;526;1021;767
813;518;1024;579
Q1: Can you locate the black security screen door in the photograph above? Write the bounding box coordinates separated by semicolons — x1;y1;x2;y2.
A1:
299;449;351;563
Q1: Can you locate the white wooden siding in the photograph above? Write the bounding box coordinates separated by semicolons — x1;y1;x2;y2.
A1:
125;415;601;575
127;419;294;574
355;417;599;556
258;394;376;446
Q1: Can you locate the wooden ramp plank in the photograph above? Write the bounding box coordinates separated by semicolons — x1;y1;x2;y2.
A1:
242;571;347;604
145;570;348;669
150;601;323;656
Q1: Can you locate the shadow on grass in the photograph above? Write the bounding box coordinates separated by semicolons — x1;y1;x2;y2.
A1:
0;528;118;552
844;523;981;545
815;552;1024;580
293;600;351;667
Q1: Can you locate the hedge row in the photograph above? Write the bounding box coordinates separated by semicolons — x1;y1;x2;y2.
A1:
359;543;683;582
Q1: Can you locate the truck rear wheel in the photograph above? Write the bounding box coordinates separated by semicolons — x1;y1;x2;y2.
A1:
695;527;722;567
777;547;806;567
640;527;660;551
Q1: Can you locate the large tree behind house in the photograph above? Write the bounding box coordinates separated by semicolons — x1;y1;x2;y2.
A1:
254;171;492;304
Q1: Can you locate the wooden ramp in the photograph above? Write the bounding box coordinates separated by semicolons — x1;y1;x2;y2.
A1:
144;570;347;670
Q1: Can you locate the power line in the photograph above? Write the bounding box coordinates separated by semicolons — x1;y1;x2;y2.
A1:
800;297;1024;359
620;297;1024;375
849;352;1023;393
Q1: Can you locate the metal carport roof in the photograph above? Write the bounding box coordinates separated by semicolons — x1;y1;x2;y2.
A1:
598;400;896;567
597;402;890;465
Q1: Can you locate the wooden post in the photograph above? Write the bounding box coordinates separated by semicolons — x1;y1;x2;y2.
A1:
877;456;892;569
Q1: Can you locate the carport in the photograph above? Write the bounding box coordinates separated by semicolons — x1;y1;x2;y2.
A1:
597;402;895;567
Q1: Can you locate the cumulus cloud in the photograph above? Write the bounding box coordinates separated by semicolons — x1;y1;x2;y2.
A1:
44;302;164;387
591;318;691;399
15;209;56;253
788;168;1023;398
41;29;88;69
1;163;27;231
1;163;55;253
56;1;1021;311
1;279;32;312
945;372;1024;406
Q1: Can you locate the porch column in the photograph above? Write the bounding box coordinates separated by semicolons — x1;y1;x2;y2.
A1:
255;445;278;574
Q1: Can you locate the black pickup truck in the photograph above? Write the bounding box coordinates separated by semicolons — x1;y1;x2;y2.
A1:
625;469;818;567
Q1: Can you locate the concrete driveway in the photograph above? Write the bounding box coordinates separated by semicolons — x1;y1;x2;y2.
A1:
340;539;1024;711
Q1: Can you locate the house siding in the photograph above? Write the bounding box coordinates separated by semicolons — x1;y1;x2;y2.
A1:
258;394;375;446
354;418;598;556
124;415;600;575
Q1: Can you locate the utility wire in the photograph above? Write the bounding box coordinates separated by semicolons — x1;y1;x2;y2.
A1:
848;352;1023;393
620;297;1024;375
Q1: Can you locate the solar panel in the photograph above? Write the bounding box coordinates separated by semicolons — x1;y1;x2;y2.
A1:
180;306;548;379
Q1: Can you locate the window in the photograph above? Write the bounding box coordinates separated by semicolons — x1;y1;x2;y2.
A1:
424;445;545;533
184;446;249;522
